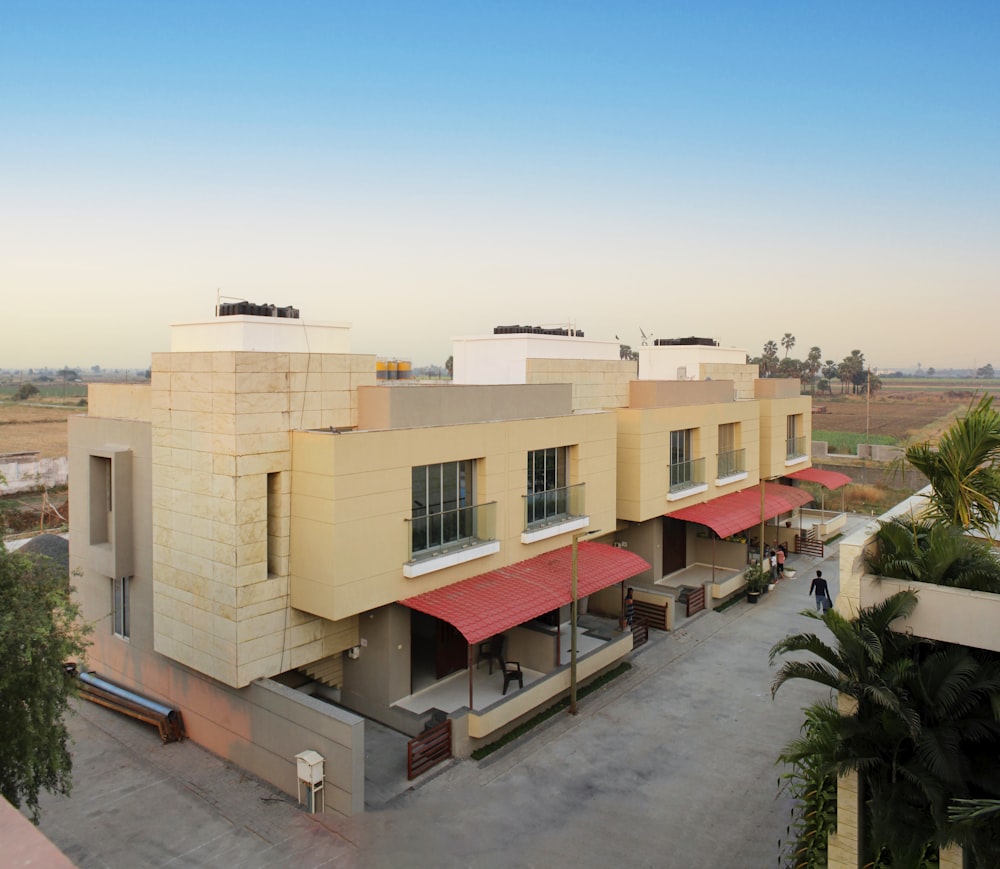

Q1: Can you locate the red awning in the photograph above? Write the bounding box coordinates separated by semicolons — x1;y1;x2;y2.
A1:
666;483;814;539
399;542;650;644
785;467;852;490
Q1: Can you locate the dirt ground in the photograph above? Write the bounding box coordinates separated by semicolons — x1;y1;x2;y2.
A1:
0;402;79;459
810;391;974;443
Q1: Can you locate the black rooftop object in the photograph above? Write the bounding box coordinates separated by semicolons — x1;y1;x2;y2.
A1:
217;301;300;319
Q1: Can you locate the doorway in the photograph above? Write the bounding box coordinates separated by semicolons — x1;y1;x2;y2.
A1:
410;611;468;692
662;517;687;576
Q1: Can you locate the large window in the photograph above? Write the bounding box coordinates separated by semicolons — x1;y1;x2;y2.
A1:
411;460;474;555
717;423;745;479
112;576;130;640
526;447;568;527
670;429;693;489
786;414;806;459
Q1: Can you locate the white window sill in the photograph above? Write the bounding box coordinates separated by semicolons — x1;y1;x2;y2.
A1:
784;455;808;467
404;540;501;578
667;483;709;502
715;471;748;487
521;516;590;544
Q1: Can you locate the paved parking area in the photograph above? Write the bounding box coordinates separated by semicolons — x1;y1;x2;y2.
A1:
35;525;855;868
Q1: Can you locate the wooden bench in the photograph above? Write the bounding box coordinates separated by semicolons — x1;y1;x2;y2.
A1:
633;597;669;632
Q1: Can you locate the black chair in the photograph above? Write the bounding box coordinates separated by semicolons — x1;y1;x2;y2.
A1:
477;635;504;674
499;655;523;695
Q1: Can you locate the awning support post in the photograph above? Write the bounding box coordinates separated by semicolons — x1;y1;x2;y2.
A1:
468;646;473;710
570;528;602;715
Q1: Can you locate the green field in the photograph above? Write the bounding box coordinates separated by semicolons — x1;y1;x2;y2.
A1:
813;430;898;453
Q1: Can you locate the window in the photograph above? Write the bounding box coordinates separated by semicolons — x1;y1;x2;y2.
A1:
411;460;474;555
669;428;705;495
526;447;568;527
90;455;112;544
670;429;693;489
112;576;130;639
717;423;745;479
786;414;806;459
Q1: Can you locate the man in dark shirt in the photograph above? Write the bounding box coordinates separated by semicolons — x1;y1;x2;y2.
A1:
808;570;831;612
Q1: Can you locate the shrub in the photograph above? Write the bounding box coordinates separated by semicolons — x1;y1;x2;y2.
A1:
13;384;39;401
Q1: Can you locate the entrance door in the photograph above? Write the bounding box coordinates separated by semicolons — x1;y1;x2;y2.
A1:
435;620;468;680
662;517;687;576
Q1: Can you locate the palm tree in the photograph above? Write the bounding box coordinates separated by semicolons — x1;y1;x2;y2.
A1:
781;332;796;358
865;516;1000;593
762;340;779;377
771;593;1000;865
902;395;1000;535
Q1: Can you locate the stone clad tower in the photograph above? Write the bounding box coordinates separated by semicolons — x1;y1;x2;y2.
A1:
150;311;371;687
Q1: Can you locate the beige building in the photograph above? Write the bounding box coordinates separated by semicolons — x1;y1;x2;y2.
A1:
70;314;813;816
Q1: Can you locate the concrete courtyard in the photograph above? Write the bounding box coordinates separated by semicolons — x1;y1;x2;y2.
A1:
33;524;854;868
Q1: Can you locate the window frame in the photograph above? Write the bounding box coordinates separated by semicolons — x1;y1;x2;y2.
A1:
112;575;130;640
410;460;475;556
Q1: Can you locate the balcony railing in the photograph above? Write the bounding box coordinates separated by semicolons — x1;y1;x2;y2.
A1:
786;436;808;460
669;457;705;493
407;501;497;563
523;482;586;531
716;448;746;479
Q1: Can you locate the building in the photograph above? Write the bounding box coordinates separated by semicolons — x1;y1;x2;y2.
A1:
70;310;814;816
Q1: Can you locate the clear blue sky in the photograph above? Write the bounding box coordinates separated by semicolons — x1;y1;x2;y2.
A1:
2;1;998;371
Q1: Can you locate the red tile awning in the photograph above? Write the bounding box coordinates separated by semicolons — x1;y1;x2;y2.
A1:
666;483;814;539
785;467;852;490
399;542;650;644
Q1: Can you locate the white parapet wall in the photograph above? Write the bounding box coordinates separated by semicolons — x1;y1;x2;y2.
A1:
637;343;748;381
171;315;353;354
452;332;620;384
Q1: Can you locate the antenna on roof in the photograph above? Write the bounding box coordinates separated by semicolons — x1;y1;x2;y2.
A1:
639;328;653;346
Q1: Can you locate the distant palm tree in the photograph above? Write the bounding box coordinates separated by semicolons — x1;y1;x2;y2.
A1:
781;332;795;358
902;395;1000;534
762;340;779;377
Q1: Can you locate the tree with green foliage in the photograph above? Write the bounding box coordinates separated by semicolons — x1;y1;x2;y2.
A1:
772;592;1000;867
866;516;1000;593
902;395;1000;535
13;383;39;401
760;340;779;377
0;543;89;823
804;346;822;394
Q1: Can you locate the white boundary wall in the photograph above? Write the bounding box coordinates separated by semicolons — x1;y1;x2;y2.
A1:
0;456;68;493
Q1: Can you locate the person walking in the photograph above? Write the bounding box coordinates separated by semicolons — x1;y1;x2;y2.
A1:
808;570;831;612
776;546;786;578
624;587;635;628
769;548;778;582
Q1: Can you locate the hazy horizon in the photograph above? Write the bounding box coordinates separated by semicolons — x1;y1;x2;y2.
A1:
3;2;997;371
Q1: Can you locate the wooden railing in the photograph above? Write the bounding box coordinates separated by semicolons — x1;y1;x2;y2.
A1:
407;718;452;780
686;586;706;617
633;598;669;632
631;617;649;648
795;533;824;558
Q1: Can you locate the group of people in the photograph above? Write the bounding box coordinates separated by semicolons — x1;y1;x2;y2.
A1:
763;543;787;581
